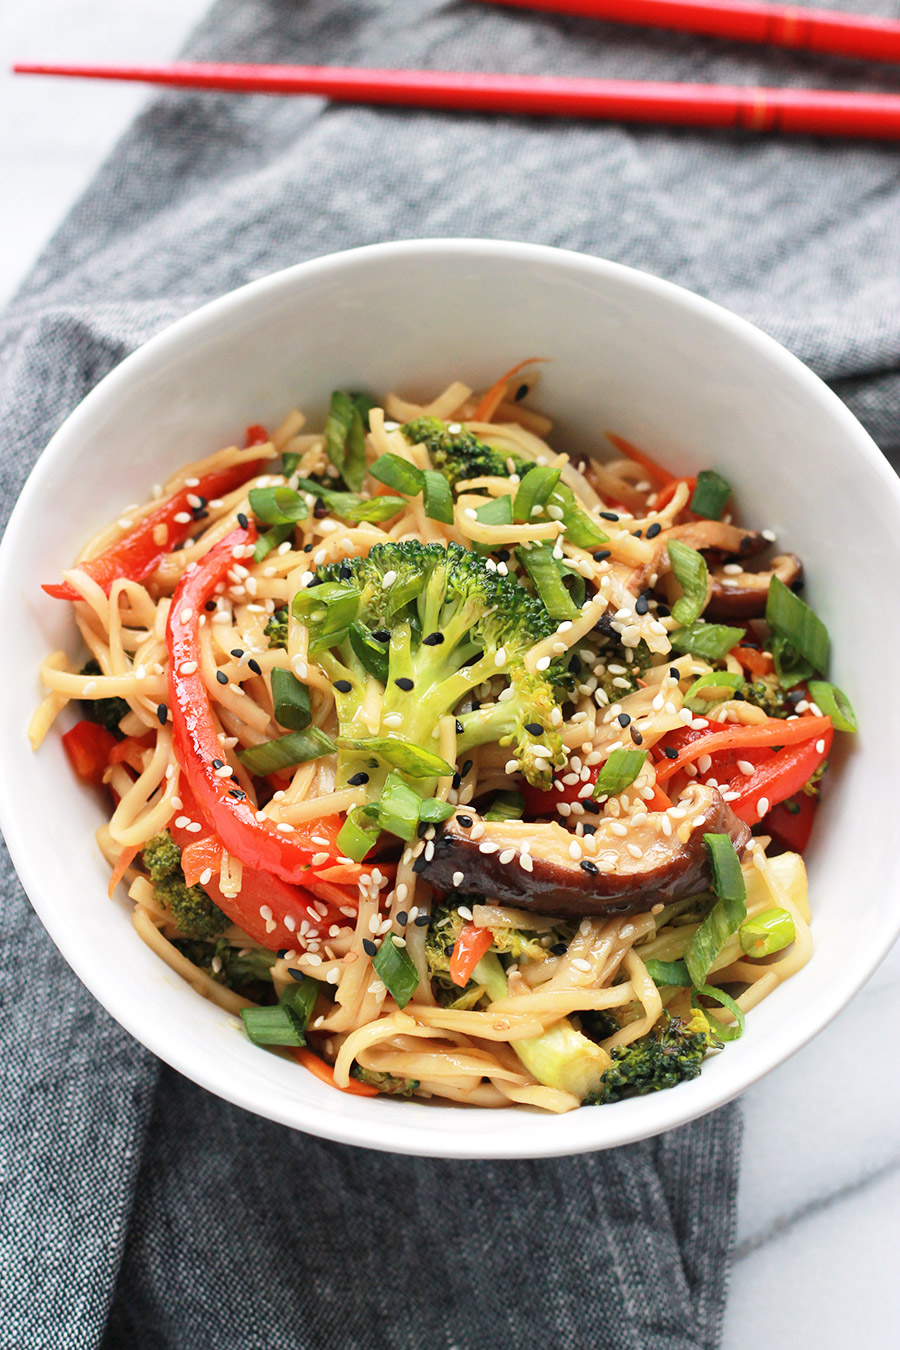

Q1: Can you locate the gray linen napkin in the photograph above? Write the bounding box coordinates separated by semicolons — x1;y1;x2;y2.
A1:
3;1;899;1346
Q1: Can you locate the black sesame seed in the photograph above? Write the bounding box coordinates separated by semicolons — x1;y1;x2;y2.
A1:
514;383;529;401
457;815;473;829
411;855;428;875
306;576;323;588
156;704;168;726
455;719;464;735
635;595;650;616
334;679;352;693
733;691;747;702
372;630;390;643
664;746;679;760
451;773;461;790
204;600;217;612
228;788;247;800
395;677;414;691
582;800;600;815
396;911;408;927
646;522;662;539
656;604;671;618
423;632;444;646
471;700;481;712
362;938;378;957
630;725;643;746
496;549;511;562
212;758;225;770
347;772;370;786
582;823;597;835
461;759;473;778
303;543;314;553
414;912;431;926
524;722;544;736
231;648;244;658
669;667;680;680
631;529;643;539
592;549;611;561
617;713;631;727
551;942;568;955
248;659;262;676
237;512;249;529
599;511;620;522
580;859;599;875
288;968;306;981
787;689;805;705
313;499;329;519
277;949;289;959
569;653;582;675
339;563;352;580
216;670;228;685
193;510;209;522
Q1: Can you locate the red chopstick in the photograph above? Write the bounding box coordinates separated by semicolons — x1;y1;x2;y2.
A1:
483;0;900;64
14;62;900;140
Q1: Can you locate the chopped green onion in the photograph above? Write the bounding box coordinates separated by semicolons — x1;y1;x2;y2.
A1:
282;451;300;476
689;470;731;520
422;470;454;524
669;621;746;661
685;834;747;987
348;622;389;684
667;539;709;626
323;392;372;491
248;485;308;526
739;907;796;957
253;521;294;562
592;748;647;799
485;790;526;822
279;975;318;1030
345;394;375;493
644;958;692;987
692;984;745;1042
769;633;816;690
293;478;406;525
372;934;419;1008
516;543;579;622
561;561;586;609
370;453;425;495
418;797;455;824
549;484;609;549
270;668;311;731
336;735;453;778
293;581;360;651
475;494;513;526
238;727;336;776
683;670;744;712
512;465;560;523
807;680;857;733
240;1004;306;1047
335;807;381;863
766;575;830;675
375;771;423;843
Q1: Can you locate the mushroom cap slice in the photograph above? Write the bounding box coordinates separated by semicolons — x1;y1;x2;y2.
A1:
706;553;803;621
420;784;751;918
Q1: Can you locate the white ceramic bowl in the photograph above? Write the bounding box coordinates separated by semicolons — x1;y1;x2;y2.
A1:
2;240;898;1158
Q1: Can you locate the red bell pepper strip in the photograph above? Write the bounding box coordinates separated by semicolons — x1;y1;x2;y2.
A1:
62;721;116;784
290;1048;380;1096
168;780;345;951
655;715;833;785
245;424;269;447
449;923;494;988
654;476;696;513
764;792;818;854
43;456;266;601
166;524;349;890
724;726;833;826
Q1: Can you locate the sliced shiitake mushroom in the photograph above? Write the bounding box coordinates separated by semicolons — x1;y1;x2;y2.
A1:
706;553;803;621
419;784;750;918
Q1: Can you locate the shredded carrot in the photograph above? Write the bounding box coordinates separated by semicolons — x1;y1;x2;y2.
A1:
471;358;545;423
654;476;696;511
732;646;775;678
655;715;832;784
182;835;222;887
108;845;139;899
291;1047;380;1096
646;784;672;812
605;432;677;487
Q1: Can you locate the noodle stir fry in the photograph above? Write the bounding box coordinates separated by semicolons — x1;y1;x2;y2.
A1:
33;367;855;1112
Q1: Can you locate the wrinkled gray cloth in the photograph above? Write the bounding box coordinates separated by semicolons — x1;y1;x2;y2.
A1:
3;0;900;1346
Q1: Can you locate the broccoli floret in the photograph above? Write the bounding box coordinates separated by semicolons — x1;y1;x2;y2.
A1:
142;830;227;941
401;417;532;489
265;608;288;649
585;1009;715;1105
745;674;789;718
351;1066;419;1097
292;541;568;802
424;901;470;1004
802;759;828;797
79;660;130;738
588;639;654;703
173;937;276;998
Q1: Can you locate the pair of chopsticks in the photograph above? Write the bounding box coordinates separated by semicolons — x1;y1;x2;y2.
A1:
14;0;900;141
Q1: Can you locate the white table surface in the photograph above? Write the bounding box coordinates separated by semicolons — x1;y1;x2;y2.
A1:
3;6;899;1347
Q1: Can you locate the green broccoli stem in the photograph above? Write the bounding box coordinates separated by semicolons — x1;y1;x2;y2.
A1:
473;953;610;1101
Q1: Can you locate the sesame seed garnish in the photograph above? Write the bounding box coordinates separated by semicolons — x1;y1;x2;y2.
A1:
381;570;398;589
362;938;378;957
479;842;499;854
423;632;444;646
383;712;403;727
579;860;599;875
646;522;662;539
757;796;770;818
156;704;168;726
334;679;352;693
395;677;414;691
571;957;592;972
179;661;198;676
215;670;228;685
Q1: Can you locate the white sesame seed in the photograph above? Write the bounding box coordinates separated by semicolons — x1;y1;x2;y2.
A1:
737;759;755;776
479;842;499;854
179;661;198;676
815;738;825;753
276;822;294;833
627;843;643;859
424;841;435;862
571;958;592;973
535;656;551;672
499;848;516;864
494;648;507;666
757;796;770;819
383;712;403;728
452;871;465;887
609;821;629;837
762;528;776;542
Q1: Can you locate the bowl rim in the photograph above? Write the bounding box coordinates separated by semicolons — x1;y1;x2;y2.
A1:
3;237;900;1158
